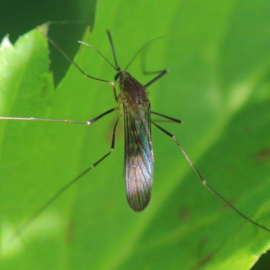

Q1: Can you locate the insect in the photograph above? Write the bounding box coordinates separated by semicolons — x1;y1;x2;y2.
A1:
0;27;269;236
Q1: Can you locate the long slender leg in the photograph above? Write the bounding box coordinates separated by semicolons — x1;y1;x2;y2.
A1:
151;111;182;124
151;121;270;233
144;69;169;88
38;26;109;83
140;44;169;88
12;117;120;239
142;69;167;76
38;26;118;102
110;81;118;102
141;52;165;76
0;108;116;126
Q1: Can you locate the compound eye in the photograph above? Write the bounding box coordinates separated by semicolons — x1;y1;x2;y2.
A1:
114;72;121;81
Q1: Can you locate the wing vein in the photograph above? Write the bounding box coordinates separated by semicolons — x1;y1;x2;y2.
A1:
124;105;153;211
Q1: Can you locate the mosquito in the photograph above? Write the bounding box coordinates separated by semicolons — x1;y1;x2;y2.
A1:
0;27;269;237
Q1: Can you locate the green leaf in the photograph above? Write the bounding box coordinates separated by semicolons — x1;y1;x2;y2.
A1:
1;1;270;269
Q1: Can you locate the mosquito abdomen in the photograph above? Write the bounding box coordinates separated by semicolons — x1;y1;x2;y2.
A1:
126;183;152;212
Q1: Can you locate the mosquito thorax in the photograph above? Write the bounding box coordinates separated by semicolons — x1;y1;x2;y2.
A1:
114;71;131;83
117;71;149;109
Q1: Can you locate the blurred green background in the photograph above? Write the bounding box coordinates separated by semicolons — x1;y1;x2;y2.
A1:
1;0;270;269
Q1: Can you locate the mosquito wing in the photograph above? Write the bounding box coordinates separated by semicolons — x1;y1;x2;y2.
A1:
124;105;154;212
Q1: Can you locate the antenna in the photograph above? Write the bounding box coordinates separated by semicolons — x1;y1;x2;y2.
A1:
124;37;163;71
78;40;118;71
106;30;120;71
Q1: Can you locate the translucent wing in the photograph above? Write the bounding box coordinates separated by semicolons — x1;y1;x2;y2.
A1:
124;105;154;211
